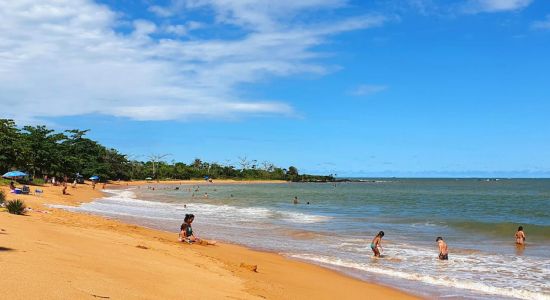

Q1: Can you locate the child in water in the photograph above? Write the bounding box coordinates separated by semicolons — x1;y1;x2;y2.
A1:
370;231;384;257
515;226;526;245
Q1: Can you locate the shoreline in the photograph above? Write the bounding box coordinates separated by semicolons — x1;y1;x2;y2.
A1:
1;181;418;299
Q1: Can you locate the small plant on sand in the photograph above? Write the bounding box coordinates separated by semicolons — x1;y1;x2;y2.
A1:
6;199;26;215
0;190;5;204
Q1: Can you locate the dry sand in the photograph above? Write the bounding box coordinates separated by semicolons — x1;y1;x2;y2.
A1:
0;181;418;299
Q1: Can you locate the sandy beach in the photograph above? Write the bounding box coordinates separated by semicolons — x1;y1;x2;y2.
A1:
0;181;417;299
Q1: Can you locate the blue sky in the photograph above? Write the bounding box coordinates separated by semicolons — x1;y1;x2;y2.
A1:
1;0;549;177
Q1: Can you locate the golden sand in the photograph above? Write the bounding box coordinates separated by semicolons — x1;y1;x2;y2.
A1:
0;181;417;299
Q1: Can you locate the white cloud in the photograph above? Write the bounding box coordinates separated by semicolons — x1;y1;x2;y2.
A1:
531;14;550;30
0;0;387;122
462;0;532;13
349;85;388;97
163;21;203;36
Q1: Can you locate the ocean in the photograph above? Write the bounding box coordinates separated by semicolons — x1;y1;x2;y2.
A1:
53;179;550;300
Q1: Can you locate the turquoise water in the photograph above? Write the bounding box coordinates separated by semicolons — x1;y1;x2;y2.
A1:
55;179;550;299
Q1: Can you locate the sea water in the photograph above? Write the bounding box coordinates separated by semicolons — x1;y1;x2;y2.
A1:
53;179;550;300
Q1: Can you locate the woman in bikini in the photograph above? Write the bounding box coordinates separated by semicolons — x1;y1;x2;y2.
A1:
370;231;384;257
515;226;526;245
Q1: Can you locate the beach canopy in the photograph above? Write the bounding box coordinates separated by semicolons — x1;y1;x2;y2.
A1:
145;177;153;180
2;170;28;178
89;175;100;180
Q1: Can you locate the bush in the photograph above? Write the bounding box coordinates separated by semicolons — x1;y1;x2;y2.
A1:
6;199;26;215
31;178;46;185
0;189;5;204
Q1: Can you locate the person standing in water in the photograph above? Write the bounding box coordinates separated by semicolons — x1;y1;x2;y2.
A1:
515;226;526;245
436;237;448;260
293;196;299;204
370;231;384;257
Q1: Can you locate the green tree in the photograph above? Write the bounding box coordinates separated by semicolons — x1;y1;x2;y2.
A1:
287;166;299;176
0;119;22;173
20;125;66;177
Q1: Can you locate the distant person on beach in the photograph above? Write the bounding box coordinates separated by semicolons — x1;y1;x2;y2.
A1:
370;231;384;257
436;237;448;260
179;214;216;245
293;196;299;204
204;192;208;198
91;181;96;190
515;226;526;245
9;181;16;191
62;182;68;195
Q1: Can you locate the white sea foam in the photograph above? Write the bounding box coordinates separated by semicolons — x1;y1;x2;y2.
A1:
290;252;550;300
279;211;332;224
52;188;331;225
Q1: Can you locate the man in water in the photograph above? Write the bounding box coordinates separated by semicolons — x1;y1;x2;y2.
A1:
293;196;299;204
515;226;526;245
436;237;448;260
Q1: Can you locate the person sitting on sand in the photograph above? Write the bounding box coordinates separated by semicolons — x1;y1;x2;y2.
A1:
370;231;384;257
515;226;526;245
9;181;16;191
179;214;216;245
436;237;448;260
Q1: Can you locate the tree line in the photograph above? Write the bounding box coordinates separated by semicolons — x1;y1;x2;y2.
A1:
0;119;334;182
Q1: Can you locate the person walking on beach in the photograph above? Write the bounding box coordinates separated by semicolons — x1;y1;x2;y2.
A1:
515;226;526;245
370;231;384;257
436;237;448;260
62;182;68;195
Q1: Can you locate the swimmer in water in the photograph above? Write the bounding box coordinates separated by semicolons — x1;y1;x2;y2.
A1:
370;231;384;257
436;237;448;260
515;226;526;245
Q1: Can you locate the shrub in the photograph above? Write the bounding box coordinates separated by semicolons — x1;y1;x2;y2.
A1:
31;178;46;185
6;199;26;215
0;190;5;204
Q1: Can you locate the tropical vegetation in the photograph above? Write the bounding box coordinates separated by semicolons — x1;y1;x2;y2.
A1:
6;199;26;215
0;119;334;182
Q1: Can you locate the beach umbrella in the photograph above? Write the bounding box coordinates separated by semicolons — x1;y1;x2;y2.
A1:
89;175;100;180
2;171;28;178
145;177;152;180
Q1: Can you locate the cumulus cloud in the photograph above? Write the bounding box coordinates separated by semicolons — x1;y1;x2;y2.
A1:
349;85;388;97
462;0;532;13
531;14;550;30
0;0;386;122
